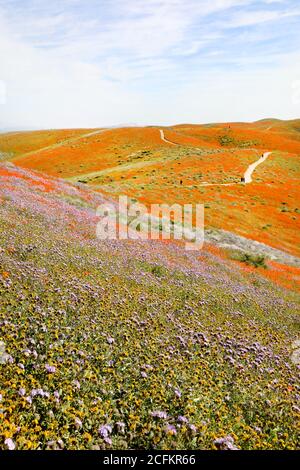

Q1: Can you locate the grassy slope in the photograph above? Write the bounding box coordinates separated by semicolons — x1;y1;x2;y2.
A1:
0;162;299;450
0;129;97;158
8;127;168;177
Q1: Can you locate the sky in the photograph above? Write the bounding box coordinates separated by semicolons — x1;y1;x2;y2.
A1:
0;0;300;129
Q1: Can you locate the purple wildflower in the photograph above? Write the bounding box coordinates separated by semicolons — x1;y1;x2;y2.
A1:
164;424;177;436
98;424;112;438
177;415;189;424
151;410;168;419
188;424;197;434
214;435;239;450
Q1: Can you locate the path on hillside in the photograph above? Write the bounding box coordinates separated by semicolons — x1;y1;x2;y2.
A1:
243;151;271;183
13;128;109;160
68;158;165;183
197;152;271;187
159;128;271;185
38;124;271;187
159;129;178;146
69;142;271;186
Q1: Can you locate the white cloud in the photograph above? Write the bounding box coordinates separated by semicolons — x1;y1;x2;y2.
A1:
0;0;299;128
222;6;300;28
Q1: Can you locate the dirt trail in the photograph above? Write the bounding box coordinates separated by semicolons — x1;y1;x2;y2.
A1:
243;152;271;183
158;128;271;186
159;129;178;146
198;152;271;187
70;140;271;187
198;182;237;187
12;128;109;160
68;159;162;183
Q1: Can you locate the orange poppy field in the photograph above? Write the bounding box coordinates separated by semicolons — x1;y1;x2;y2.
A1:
1;119;299;291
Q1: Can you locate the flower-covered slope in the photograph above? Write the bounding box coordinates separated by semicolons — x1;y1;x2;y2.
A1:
0;162;299;450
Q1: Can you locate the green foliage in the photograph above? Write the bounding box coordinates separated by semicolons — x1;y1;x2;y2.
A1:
232;251;267;269
219;135;260;148
151;264;165;277
219;135;235;146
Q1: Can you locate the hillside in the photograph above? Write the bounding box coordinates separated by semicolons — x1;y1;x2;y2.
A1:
1;120;299;258
0;162;299;450
0;129;98;159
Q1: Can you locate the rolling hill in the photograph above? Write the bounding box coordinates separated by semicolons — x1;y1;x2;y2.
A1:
0;160;299;449
1;120;299;259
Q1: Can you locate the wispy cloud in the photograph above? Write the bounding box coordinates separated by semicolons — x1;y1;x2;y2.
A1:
221;5;300;28
0;0;299;128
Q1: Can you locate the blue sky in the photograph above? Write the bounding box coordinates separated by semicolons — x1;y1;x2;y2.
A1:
0;0;300;129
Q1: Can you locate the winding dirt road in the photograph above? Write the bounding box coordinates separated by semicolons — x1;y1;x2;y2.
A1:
159;128;271;186
243;152;271;183
197;151;271;186
69;129;271;187
159;129;178;146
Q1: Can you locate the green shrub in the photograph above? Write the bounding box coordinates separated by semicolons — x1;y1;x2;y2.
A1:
151;265;165;276
219;135;235;146
231;251;267;268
